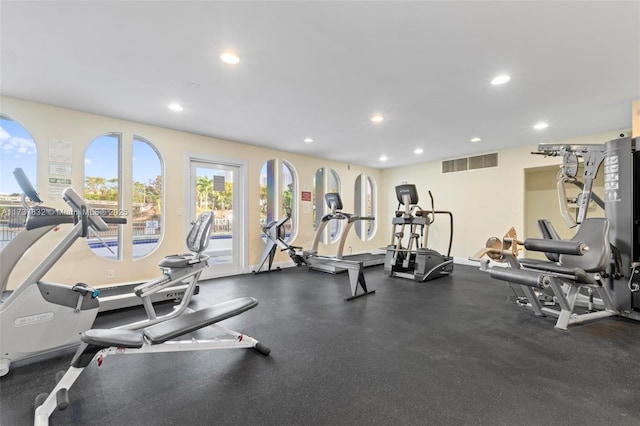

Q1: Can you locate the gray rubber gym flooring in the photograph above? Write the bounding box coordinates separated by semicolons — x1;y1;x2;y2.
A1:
1;264;639;425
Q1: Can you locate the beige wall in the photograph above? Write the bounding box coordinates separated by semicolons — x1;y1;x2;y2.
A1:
1;95;632;290
1;96;385;290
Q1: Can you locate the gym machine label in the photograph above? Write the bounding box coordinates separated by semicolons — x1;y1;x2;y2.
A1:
604;154;620;202
14;312;54;326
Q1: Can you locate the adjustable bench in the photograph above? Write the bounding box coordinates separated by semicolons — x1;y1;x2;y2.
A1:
34;297;270;425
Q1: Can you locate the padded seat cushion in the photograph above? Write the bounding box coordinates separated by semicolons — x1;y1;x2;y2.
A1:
143;297;259;344
82;329;144;349
159;254;199;268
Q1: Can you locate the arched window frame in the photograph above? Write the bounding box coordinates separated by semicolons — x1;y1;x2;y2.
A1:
84;133;165;261
0;113;38;246
259;159;298;243
84;133;122;261
354;173;377;241
131;135;164;259
281;160;298;243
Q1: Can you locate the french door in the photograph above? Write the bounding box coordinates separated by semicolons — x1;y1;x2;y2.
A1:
189;159;244;279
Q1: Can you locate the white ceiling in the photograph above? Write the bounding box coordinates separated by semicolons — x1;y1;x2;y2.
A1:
1;1;639;169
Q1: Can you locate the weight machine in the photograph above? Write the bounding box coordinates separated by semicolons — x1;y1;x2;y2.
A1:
477;135;640;329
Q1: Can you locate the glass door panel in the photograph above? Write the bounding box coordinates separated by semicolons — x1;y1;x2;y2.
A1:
190;160;242;279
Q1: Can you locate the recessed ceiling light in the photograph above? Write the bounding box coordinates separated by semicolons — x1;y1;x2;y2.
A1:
371;114;384;123
470;137;482;143
220;51;240;64
168;103;183;112
491;74;511;85
379;155;388;162
304;137;314;143
534;122;549;130
414;148;423;154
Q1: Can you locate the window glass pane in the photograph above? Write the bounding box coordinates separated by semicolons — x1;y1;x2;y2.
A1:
196;175;213;212
132;137;163;259
281;161;296;242
313;168;323;231
355;175;364;239
328;168;341;243
0;114;37;248
366;175;375;239
213;171;233;236
313;167;342;244
259;160;276;239
355;173;376;241
84;133;121;260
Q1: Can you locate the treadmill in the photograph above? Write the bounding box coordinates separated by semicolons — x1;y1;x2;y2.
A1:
309;193;385;274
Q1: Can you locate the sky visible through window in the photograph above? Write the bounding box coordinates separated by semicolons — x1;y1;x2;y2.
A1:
1;118;160;195
85;135;161;185
1;117;37;194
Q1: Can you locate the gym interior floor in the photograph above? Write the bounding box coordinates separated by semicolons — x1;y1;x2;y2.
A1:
1;264;639;425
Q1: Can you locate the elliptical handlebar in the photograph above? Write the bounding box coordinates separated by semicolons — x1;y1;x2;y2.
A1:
12;168;43;207
12;167;126;232
425;190;436;225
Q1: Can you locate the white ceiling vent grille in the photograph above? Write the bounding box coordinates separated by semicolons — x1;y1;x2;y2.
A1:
442;153;498;174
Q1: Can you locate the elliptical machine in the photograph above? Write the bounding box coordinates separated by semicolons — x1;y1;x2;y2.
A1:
384;184;454;281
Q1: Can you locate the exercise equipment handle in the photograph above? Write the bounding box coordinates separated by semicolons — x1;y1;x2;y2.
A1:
426;190;435;224
62;187;109;232
104;217;127;225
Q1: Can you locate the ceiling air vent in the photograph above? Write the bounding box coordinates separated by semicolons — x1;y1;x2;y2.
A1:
442;158;468;173
442;153;498;174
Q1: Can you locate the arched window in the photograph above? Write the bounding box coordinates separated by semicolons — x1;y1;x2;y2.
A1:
313;167;342;244
354;173;377;240
84;133;121;260
259;159;297;242
281;160;297;242
132;136;163;259
259;160;276;235
0;113;37;247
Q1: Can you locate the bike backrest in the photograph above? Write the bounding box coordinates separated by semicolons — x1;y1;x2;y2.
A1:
186;211;214;255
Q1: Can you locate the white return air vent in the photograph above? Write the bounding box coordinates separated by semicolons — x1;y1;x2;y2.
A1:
442;152;498;174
